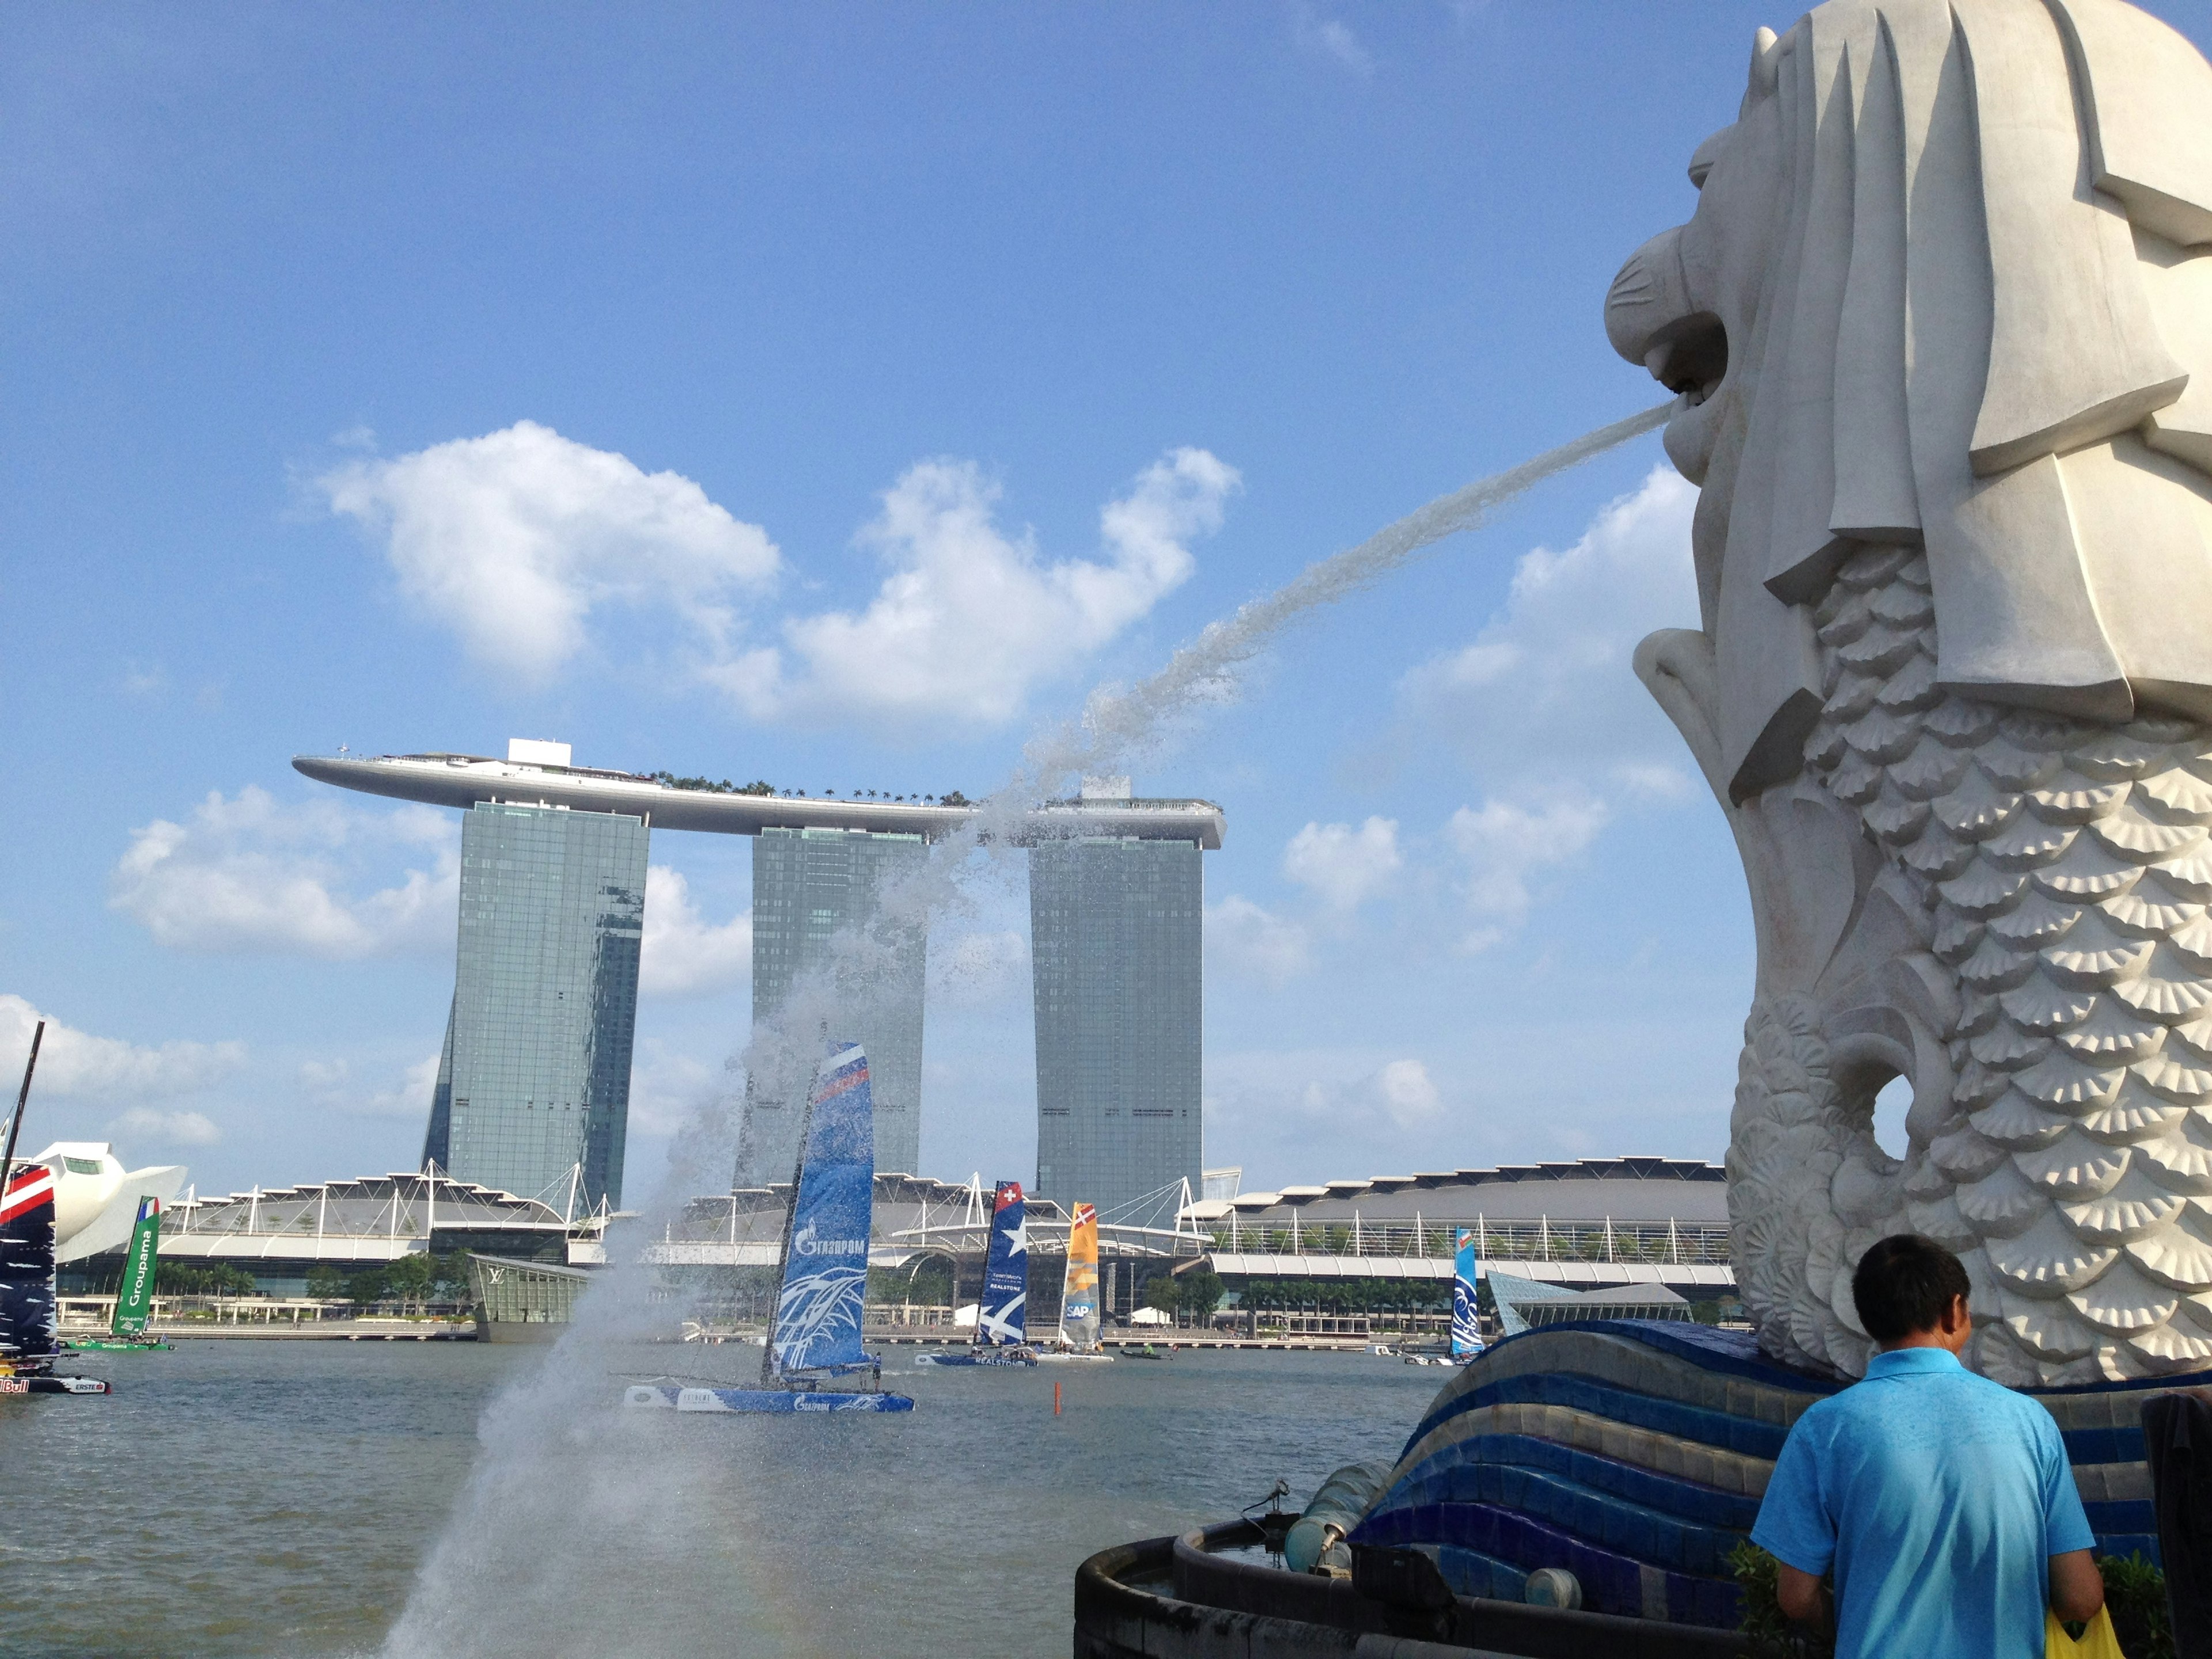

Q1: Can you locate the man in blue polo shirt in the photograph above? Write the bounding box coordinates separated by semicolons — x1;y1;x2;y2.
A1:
1751;1234;2104;1658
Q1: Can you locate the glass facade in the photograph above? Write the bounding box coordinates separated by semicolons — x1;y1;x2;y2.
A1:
742;827;927;1184
1029;837;1203;1228
423;804;647;1213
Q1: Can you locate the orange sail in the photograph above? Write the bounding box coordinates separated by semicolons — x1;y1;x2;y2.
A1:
1060;1203;1100;1351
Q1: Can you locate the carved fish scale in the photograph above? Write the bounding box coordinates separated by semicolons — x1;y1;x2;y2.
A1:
1779;544;2212;1383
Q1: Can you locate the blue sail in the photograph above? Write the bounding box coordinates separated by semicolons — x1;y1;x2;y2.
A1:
1451;1228;1482;1358
770;1044;875;1376
975;1181;1027;1344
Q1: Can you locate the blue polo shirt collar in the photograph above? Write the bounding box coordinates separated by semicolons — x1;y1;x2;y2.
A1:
1862;1346;1961;1378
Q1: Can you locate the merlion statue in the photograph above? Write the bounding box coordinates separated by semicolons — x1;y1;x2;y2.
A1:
1607;0;2212;1384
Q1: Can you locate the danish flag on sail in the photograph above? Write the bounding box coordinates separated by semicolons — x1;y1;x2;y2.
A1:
0;1161;60;1363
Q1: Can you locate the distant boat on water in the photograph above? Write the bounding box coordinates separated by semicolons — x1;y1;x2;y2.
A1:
66;1196;172;1353
2;1024;112;1395
1035;1202;1109;1363
1450;1227;1485;1365
627;1043;912;1414
915;1181;1036;1368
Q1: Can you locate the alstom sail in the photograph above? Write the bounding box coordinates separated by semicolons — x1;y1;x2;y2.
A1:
626;1043;912;1414
915;1180;1036;1367
1450;1227;1484;1363
1035;1201;1109;1362
1;1024;112;1396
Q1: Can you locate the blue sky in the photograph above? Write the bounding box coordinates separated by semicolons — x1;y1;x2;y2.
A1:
10;2;2209;1204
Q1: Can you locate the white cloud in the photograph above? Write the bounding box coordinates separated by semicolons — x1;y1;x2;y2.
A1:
1399;465;1697;791
1445;792;1610;952
625;1049;725;1139
1368;1059;1443;1127
1282;816;1400;911
109;787;458;958
298;1058;349;1091
1206;1055;1448;1179
640;866;752;999
1206;896;1313;988
301;1054;442;1121
930;929;1031;1009
712;448;1238;729
109;1107;222;1147
1292;5;1373;75
0;995;244;1104
321;420;780;682
1280;1059;1444;1132
323;424;1233;733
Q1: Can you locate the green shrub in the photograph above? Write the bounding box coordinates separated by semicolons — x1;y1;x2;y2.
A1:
2097;1552;2172;1659
1730;1543;1832;1659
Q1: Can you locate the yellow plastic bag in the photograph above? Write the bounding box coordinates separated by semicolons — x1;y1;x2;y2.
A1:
2046;1605;2126;1659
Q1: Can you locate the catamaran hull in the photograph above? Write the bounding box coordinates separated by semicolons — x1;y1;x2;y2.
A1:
1033;1351;1112;1363
1;1373;110;1394
623;1384;912;1413
913;1351;1034;1368
65;1339;169;1353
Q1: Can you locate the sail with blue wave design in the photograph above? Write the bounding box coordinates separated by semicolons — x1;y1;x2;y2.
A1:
1451;1228;1482;1358
766;1043;874;1377
975;1181;1027;1345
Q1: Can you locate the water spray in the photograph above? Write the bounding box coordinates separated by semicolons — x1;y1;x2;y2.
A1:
382;402;1672;1658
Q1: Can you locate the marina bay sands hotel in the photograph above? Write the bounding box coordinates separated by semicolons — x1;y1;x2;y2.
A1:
294;743;1222;1226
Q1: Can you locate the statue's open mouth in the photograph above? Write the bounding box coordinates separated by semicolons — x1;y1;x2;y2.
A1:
1645;312;1728;408
1639;310;1729;478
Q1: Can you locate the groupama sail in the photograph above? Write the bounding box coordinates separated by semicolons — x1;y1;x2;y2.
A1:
1452;1228;1483;1360
111;1197;163;1338
1059;1203;1100;1351
975;1181;1028;1346
764;1043;876;1380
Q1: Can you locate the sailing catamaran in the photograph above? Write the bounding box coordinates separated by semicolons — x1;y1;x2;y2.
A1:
626;1042;912;1414
68;1196;172;1353
915;1180;1035;1366
1035;1201;1110;1362
1450;1226;1484;1363
2;1024;112;1396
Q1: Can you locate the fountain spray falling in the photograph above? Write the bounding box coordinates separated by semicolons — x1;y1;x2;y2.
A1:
380;402;1671;1659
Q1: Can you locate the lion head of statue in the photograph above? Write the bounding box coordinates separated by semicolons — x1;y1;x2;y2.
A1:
1607;0;2212;804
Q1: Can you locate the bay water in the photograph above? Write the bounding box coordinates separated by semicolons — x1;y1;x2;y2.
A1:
1;1339;1442;1658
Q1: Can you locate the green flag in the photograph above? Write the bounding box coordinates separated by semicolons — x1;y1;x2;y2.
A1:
112;1196;162;1336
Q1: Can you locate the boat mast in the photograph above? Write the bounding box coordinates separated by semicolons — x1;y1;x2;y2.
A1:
759;1029;827;1387
1;1021;44;1187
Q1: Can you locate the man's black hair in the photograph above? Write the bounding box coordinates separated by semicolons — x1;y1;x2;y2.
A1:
1851;1234;1972;1344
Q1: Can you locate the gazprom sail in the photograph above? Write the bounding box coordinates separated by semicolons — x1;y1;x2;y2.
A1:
1451;1228;1483;1361
624;1041;911;1414
767;1044;877;1378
